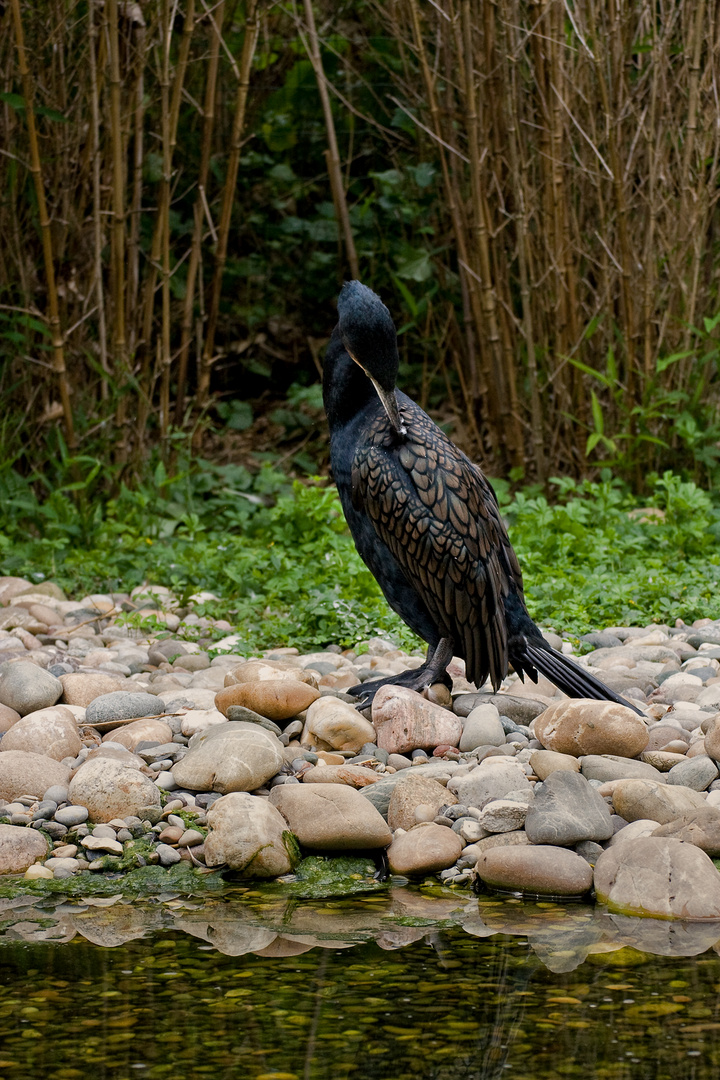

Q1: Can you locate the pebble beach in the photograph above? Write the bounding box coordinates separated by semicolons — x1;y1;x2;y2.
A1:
2;573;720;924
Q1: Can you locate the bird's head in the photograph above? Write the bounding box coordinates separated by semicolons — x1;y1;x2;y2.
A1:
337;281;406;435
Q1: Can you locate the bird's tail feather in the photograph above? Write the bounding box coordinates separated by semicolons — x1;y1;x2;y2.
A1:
518;639;646;717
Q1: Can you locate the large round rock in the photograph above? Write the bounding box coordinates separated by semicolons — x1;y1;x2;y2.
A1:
301;696;376;753
102;718;173;751
0;706;81;761
68;757;162;823
387;823;463;876
594;836;720;920
0;662;62;716
85;691;163;728
215;680;319;722
474;845;593;897
533;699;648;758
372;686;462;754
524;770;613;846
0;824;48;874
171;721;284;794
270;784;391;850
612;778;707;824
0;751;71;801
204;792;297;877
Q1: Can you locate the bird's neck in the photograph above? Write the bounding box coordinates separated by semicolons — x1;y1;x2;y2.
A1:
322;326;377;430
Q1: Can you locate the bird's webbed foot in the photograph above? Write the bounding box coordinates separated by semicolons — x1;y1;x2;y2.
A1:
347;665;452;708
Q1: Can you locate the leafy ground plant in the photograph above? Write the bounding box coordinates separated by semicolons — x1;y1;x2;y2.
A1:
1;463;719;652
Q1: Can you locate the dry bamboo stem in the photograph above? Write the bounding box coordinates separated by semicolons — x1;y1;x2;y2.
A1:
10;0;76;451
87;0;109;398
127;11;147;347
199;0;260;409
107;0;127;387
159;0;172;442
176;1;225;426
300;0;359;279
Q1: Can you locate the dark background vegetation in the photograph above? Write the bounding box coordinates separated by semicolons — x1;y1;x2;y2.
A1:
1;0;720;648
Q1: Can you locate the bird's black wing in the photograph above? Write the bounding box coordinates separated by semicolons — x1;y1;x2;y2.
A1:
352;400;515;690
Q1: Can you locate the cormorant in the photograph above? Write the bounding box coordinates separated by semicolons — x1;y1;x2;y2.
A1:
323;280;644;717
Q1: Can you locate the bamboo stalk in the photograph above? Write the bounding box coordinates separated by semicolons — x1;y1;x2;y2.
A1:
300;0;359;279
159;0;172;442
176;0;225;426
87;0;109;398
199;0;260;409
127;7;147;347
9;0;76;451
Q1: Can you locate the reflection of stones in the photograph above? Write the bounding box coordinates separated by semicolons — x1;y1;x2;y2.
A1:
596;910;720;958
71;903;165;947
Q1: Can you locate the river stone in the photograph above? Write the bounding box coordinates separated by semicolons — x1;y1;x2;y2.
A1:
59;673;128;708
459;703;506;751
0;705;81;761
0;704;20;734
0;823;48;874
607;818;660;847
702;716;720;761
204;792;296;876
533;699;648;758
68;757;162;823
172;721;284;793
666;755;719;791
525;770;613;846
270;784;391;849
447;758;532;810
225;707;282;736
453;693;547;724
478;799;529;833
372;686;462;754
54;805;89;827
102;719;173;751
529;749;581;781
651;806;720;855
215;680;319;722
579;754;665;784
640;750;688;771
301;696;376;752
0;576;33;605
86;691;163;727
697;685;720;709
301;764;379;788
474;830;531;854
388;775;458;831
0;662;62;716
224;659;318;688
611;778;708;824
645;724;691;752
475;845;593;896
594;836;720;919
180;708;228;737
0;751;71;801
359;763;455;818
387;823;463;875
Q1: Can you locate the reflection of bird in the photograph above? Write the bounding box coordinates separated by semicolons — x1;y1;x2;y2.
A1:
323;281;643;716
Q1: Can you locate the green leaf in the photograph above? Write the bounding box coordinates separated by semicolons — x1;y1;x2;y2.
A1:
590;389;604;435
567;357;614;389
656;350;693;373
0;91;25;111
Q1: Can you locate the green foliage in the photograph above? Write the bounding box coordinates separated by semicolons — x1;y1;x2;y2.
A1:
2;452;719;650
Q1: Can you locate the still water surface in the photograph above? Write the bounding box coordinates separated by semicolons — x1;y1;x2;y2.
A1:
2;886;720;1080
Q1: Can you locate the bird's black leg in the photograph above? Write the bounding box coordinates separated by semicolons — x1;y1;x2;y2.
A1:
348;637;455;708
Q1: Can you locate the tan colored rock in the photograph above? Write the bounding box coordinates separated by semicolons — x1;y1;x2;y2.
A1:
172;721;284;794
0;703;20;734
475;844;593;896
204;792;296;877
594;837;720;920
301;696;375;752
387;823;463;876
652;806;720;856
68;757;162;823
474;830;530;854
270;784;391;850
0;824;48;874
529;749;581;781
0;706;81;761
703;716;720;761
102;719;173;751
640;750;687;771
179;709;227;737
372;686;462;755
28;603;64;627
533;699;648;758
301;764;380;788
81;745;145;770
612;778;707;824
60;673;128;708
387;775;457;832
0;576;33;606
215;679;320;722
0;751;71;801
223;660;318;689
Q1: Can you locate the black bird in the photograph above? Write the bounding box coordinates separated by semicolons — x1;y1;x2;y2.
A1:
322;281;644;716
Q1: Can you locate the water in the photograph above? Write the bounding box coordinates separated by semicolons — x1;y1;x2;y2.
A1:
2;886;720;1080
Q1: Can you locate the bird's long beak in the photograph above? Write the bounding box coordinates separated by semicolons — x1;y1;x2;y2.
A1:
370;378;406;436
